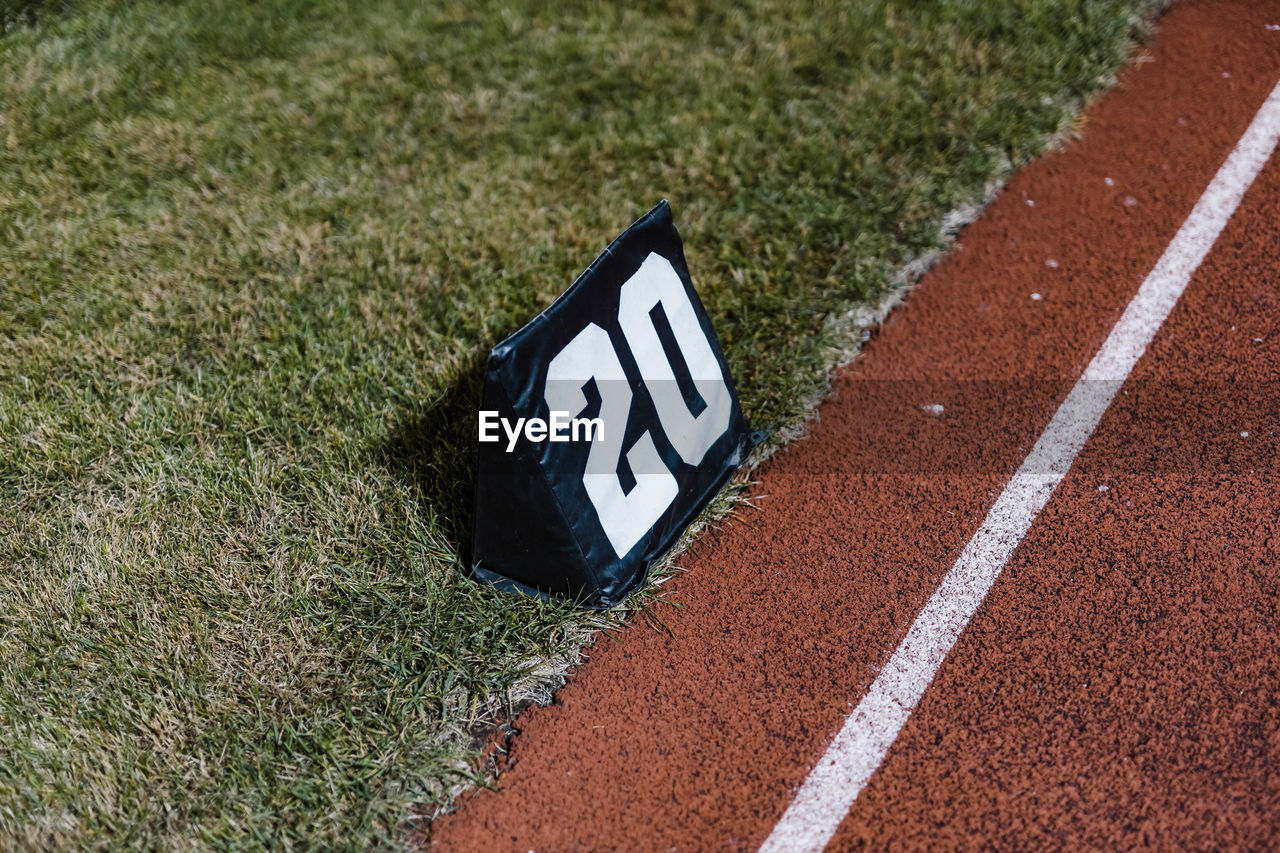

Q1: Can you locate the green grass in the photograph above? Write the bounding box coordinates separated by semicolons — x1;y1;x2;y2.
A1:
1;0;1160;846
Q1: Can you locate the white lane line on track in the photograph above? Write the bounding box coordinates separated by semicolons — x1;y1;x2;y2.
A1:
760;78;1280;853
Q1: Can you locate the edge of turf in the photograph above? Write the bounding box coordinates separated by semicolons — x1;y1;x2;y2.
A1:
418;2;1171;837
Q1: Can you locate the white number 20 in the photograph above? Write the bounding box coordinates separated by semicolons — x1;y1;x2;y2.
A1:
544;253;731;558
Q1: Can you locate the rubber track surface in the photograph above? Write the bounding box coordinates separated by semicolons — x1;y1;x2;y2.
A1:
430;3;1280;849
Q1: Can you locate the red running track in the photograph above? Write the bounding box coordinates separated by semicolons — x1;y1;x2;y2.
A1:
430;3;1280;849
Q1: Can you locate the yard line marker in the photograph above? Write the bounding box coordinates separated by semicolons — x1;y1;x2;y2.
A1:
760;77;1280;853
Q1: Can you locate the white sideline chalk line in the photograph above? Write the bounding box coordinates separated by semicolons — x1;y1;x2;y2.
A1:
760;78;1280;853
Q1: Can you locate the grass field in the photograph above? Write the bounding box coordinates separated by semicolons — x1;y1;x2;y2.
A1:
1;0;1160;846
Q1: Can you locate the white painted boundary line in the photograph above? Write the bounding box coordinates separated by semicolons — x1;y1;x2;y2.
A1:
760;78;1280;853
